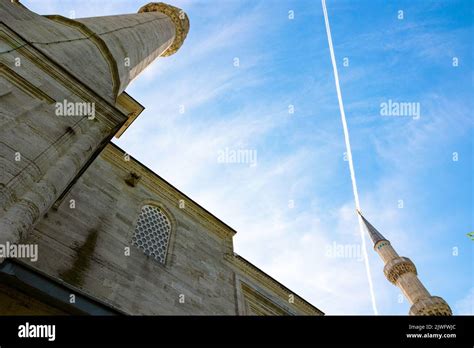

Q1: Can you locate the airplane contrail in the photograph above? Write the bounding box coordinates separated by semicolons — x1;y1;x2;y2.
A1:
321;0;379;315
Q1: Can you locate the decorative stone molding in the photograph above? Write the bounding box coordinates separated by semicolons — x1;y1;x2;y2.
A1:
240;281;289;315
114;93;144;138
0;62;55;103
101;144;236;241
383;257;417;284
138;2;190;57
226;254;324;315
409;296;452;316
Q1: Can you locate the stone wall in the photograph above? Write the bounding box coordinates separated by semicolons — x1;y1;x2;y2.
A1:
20;144;237;314
1;1;322;316
17;144;322;315
0;0;129;246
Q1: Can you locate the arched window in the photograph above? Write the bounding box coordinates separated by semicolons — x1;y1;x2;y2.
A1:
132;205;171;264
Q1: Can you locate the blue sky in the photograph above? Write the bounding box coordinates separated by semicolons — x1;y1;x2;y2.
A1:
24;0;473;315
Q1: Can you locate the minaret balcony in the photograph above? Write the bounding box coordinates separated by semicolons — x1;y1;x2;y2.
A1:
383;257;417;284
409;296;452;316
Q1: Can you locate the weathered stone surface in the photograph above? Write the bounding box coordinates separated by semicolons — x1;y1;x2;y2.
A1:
1;1;322;316
0;0;130;248
18;144;322;315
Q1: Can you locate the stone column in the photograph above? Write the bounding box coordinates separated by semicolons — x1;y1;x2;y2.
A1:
0;2;189;262
0;123;104;252
73;2;190;96
4;2;189;101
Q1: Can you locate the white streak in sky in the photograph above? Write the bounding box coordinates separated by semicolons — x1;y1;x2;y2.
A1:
321;0;379;315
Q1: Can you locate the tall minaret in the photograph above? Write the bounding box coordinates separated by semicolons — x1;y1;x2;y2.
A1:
357;210;452;315
0;2;189;252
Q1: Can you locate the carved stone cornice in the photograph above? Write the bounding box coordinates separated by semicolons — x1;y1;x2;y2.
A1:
101;144;236;241
138;2;189;57
114;93;145;138
240;281;289;315
0;62;54;103
384;257;417;284
409;296;452;316
226;254;324;315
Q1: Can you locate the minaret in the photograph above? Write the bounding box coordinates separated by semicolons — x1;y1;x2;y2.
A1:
357;210;452;315
0;2;189;253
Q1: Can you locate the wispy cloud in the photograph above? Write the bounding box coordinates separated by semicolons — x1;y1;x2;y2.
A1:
454;287;474;315
21;0;472;315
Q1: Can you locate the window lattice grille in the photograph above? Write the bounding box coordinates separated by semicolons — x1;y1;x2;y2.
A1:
132;205;171;264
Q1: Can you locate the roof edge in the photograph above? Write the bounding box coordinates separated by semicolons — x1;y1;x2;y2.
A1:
102;143;237;240
226;253;324;315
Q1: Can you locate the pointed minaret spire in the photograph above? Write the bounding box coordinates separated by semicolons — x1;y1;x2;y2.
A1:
357;210;452;316
357;209;387;246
